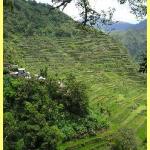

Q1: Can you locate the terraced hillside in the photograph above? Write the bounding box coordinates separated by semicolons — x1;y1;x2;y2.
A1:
4;0;147;149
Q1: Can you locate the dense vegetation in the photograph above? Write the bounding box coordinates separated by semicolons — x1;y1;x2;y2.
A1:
4;0;147;149
4;74;108;149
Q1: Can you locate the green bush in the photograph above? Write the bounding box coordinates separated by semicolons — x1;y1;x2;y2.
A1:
3;67;9;74
111;128;137;150
39;125;64;150
62;74;89;117
4;75;105;149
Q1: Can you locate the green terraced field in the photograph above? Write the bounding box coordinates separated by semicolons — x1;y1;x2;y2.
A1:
5;34;147;149
4;0;147;149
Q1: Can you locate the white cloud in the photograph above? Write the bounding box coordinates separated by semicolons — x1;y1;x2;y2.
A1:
36;0;139;23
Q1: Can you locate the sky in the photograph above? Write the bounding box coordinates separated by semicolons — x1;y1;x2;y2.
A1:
35;0;139;24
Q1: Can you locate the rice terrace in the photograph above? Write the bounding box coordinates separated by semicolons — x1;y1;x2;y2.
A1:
3;0;147;150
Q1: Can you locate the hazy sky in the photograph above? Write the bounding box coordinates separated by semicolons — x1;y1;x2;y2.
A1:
35;0;139;24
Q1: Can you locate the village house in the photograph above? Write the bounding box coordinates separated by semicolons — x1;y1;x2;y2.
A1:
18;68;26;76
8;65;47;81
9;66;31;79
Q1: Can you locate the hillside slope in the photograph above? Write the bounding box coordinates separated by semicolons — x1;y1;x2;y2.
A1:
4;0;146;149
111;28;147;60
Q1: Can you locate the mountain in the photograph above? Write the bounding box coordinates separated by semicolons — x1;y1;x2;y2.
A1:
109;20;147;31
109;21;134;31
93;21;134;32
4;0;146;149
94;19;147;31
110;19;147;61
133;19;147;30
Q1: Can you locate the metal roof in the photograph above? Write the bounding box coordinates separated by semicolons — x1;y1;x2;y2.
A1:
18;68;25;70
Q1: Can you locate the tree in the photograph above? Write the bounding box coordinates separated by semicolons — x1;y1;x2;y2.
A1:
15;139;25;150
51;0;146;27
4;0;147;29
118;0;147;19
63;74;89;117
39;125;64;150
4;0;14;11
47;74;89;117
51;0;115;27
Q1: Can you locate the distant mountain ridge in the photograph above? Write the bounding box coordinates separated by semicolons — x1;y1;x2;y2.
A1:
94;19;147;31
109;19;147;31
110;22;134;31
111;19;147;62
133;20;147;30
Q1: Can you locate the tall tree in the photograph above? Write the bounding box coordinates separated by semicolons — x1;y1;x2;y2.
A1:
118;0;147;18
4;0;14;11
51;0;147;26
50;0;115;27
4;0;147;27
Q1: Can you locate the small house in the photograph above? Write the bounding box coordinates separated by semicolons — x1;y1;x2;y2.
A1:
18;68;26;76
